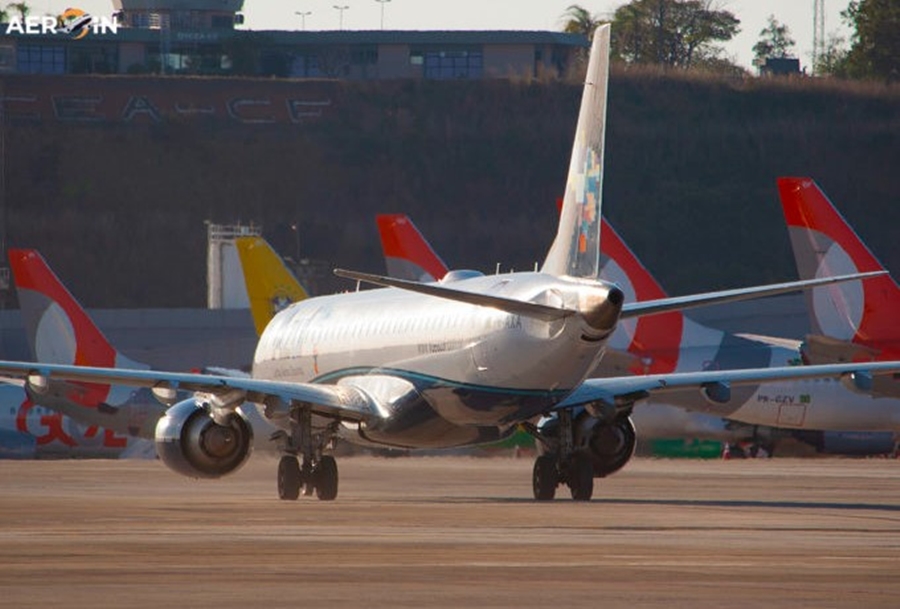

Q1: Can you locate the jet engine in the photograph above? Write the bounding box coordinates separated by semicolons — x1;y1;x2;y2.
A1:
536;409;636;478
575;412;636;477
155;398;253;479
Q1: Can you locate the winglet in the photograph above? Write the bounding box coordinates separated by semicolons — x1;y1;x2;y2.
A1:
234;237;309;336
376;214;449;282
778;177;900;349
541;25;610;279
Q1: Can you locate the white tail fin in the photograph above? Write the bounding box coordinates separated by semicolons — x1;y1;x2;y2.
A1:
541;25;610;279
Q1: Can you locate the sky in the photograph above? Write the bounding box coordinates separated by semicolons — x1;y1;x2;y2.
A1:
37;1;854;71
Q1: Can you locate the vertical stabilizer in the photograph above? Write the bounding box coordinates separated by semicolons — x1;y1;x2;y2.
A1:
234;237;309;336
600;219;684;373
778;177;900;351
9;249;145;371
541;25;610;278
376;214;449;282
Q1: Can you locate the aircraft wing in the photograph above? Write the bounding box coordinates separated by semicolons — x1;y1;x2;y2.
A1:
552;361;900;412
0;361;377;423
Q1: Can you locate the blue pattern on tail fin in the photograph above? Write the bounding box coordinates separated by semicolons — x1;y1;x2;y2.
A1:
541;25;610;279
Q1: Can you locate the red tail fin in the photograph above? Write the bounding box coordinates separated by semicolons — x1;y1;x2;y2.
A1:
600;219;683;373
778;177;900;356
9;249;119;368
376;214;449;282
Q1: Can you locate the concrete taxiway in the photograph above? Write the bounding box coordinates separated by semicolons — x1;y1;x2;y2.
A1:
1;456;898;608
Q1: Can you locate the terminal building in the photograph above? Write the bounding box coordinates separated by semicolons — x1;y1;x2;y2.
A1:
0;0;587;79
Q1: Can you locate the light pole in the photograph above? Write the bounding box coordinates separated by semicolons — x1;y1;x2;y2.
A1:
294;11;311;30
332;5;349;30
374;0;390;30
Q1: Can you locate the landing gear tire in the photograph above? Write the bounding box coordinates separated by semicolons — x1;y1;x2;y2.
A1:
314;455;339;501
277;455;302;501
532;454;558;501
568;453;594;502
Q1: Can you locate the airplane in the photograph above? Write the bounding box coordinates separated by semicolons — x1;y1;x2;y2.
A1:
377;212;900;456
598;216;900;454
6;248;275;456
779;177;900;394
9;248;168;439
0;26;897;502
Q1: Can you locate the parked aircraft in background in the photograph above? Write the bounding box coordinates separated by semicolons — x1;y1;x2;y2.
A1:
0;28;897;502
7;248;163;447
6;248;274;455
0;249;156;459
597;218;900;454
377;212;899;456
779;177;900;400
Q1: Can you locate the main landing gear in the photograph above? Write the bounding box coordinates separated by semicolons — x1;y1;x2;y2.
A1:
527;406;637;502
532;451;594;501
277;454;338;501
528;409;596;502
277;405;339;501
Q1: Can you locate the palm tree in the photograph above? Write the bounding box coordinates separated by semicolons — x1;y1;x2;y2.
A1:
561;4;602;40
6;2;29;19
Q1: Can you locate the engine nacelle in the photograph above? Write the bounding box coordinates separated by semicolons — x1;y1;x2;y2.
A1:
537;410;636;478
155;398;253;479
575;413;636;478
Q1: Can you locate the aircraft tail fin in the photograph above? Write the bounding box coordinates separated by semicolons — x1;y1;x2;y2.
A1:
234;237;309;336
376;214;449;282
777;177;900;352
8;249;144;370
600;218;684;372
541;25;610;279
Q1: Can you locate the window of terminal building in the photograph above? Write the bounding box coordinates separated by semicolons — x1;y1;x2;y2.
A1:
69;44;118;74
0;45;14;72
417;48;483;80
350;46;377;65
16;44;66;74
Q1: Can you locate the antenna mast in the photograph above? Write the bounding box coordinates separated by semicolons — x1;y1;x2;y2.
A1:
812;0;826;74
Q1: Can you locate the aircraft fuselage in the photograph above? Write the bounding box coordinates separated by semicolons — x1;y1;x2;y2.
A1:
253;273;618;448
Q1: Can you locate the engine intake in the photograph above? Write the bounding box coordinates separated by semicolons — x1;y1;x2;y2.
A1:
576;413;636;478
155;398;253;479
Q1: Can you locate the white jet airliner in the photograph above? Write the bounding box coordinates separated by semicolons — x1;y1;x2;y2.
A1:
0;27;897;501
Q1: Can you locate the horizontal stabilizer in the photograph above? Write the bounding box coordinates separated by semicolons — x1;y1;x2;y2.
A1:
334;269;578;322
621;271;886;320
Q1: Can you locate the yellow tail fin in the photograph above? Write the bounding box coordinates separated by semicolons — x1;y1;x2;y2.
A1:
234;237;309;336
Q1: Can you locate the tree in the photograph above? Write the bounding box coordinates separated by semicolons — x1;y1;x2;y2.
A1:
6;2;29;19
814;32;850;77
609;0;740;69
561;4;604;40
841;0;900;81
752;14;796;61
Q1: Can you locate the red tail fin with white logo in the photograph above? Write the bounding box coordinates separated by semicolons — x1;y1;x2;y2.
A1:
9;249;147;373
376;214;449;282
778;177;900;358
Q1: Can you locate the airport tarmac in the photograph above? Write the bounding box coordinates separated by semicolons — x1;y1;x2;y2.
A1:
1;455;898;608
